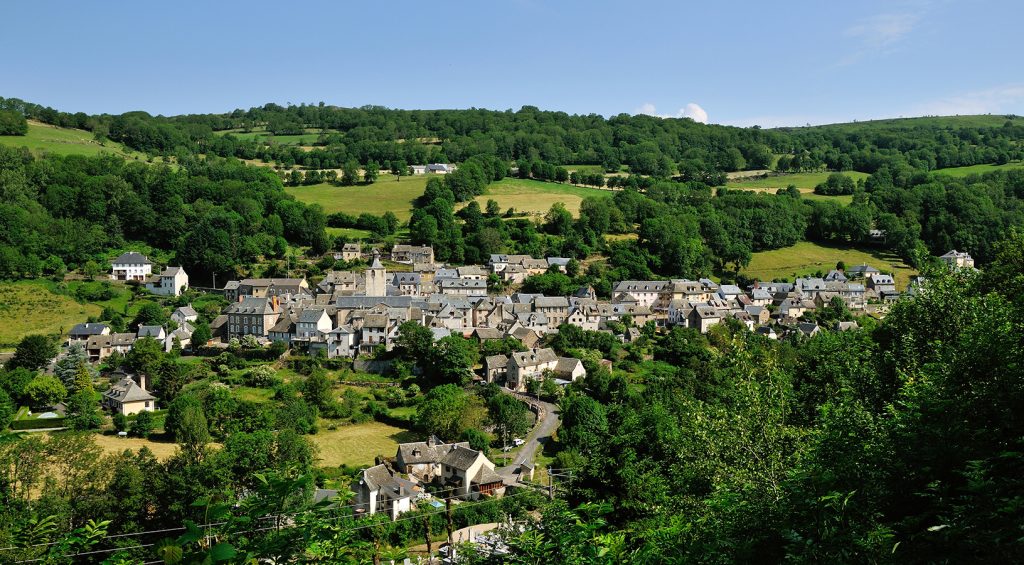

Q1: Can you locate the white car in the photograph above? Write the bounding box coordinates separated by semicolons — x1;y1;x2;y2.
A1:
513;438;525;447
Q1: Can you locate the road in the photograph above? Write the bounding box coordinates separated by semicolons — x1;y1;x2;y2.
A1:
496;391;559;481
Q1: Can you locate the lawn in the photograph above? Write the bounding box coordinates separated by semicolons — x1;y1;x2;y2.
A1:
311;421;418;468
0;120;148;160
0;281;102;348
741;241;916;288
285;176;429;221
932;161;1024;177
471;178;614;216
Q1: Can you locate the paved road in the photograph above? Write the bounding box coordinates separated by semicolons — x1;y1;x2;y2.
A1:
496;391;559;480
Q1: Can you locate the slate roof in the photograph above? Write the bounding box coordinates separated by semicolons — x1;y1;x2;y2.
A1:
613;280;669;293
485;355;509;370
70;323;108;337
511;348;558;367
174;306;198;318
442;445;484;471
473;465;505;485
299;308;328;323
397;439;470;465
87;333;136;349
554;357;583;374
103;375;155;403
137;325;165;338
534;296;569;308
112;252;152;265
227;297;278;315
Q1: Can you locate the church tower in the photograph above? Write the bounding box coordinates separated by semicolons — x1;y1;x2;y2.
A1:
365;249;387;297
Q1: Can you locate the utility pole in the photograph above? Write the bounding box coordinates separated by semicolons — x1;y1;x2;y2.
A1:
445;496;455;554
548;472;554;500
423;512;432;558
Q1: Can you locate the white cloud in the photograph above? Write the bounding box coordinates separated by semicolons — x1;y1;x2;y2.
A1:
635;102;709;123
845;13;920;48
839;8;926;66
915;85;1024;116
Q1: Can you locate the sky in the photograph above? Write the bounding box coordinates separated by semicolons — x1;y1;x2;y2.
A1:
2;0;1022;127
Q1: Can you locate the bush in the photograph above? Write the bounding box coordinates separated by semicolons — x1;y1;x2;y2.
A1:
130;410;156;438
244;365;282;388
113;412;129;432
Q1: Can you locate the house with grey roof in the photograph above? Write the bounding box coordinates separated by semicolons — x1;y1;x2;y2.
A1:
110;251;152;281
940;249;975;269
171;306;198;325
102;374;156;416
145;266;189;296
506;348;586;392
355;464;415;520
68;323;109;345
86;333;136;362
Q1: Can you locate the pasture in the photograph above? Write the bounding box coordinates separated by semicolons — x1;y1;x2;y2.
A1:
741;241;915;288
286;176;616;220
471;178;614;216
932;161;1024;177
311;421;418;468
285;176;429;220
0;281;102;348
0;120;146;160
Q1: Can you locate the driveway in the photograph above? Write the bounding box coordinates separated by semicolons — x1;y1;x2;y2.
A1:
496;391;559;480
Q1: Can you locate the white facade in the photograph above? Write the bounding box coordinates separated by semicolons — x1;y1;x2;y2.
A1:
111;252;153;282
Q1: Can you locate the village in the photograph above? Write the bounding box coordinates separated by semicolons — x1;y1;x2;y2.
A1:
29;244;970;524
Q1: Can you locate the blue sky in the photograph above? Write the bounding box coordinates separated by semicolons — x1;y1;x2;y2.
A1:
2;0;1022;127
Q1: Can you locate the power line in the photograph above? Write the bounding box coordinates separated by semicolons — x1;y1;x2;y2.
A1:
13;489;542;564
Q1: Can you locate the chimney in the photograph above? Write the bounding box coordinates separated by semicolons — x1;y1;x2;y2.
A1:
271;296;280;311
137;373;147;391
238;295;243;303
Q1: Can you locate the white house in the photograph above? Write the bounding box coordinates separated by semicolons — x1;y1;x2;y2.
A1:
356;464;415;520
111;252;153;282
146;266;189;296
171;306;199;325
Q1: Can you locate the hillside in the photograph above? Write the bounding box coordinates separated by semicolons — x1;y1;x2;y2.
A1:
776;114;1021;131
0;120;146;159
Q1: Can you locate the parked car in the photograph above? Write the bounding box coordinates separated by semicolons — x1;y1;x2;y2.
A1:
513;438;525;446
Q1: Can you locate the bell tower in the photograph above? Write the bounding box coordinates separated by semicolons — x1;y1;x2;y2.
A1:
365;249;386;297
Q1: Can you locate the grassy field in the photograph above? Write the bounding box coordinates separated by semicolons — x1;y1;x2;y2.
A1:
0;281;102;348
563;164;605;174
285;176;429;220
311;421;418;468
92;434;181;460
326;227;373;239
726;171;870;190
471;178;614;216
932;161;1024;177
0;120;147;160
286;176;615;220
741;241;915;288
